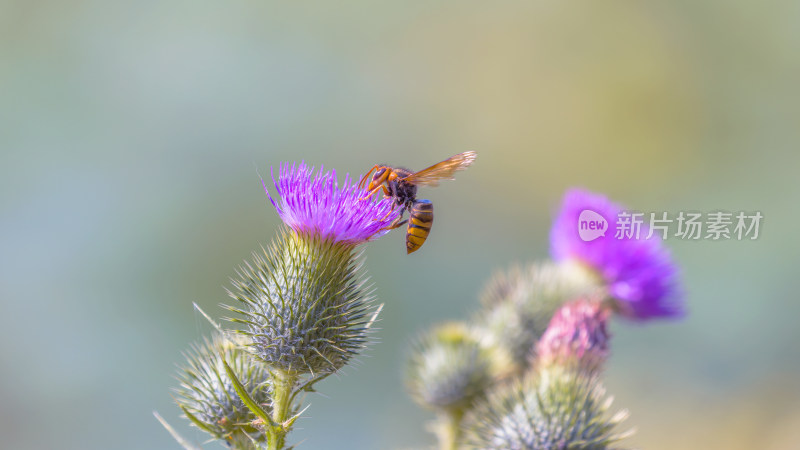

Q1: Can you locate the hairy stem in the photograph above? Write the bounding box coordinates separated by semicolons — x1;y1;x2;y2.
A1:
267;369;297;450
437;408;464;450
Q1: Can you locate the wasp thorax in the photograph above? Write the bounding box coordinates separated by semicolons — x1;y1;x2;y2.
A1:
224;229;376;375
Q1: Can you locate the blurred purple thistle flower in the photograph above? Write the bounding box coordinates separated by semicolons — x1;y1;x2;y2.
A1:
550;188;685;320
535;299;610;372
264;162;401;245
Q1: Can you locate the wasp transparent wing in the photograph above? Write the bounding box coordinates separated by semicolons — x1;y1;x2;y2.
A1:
402;151;477;187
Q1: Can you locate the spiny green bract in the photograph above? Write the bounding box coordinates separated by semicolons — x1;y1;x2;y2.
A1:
463;366;630;450
406;323;505;412
474;262;601;369
224;229;376;375
174;334;272;448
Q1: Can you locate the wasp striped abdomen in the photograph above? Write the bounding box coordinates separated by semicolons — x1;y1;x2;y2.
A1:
406;200;434;254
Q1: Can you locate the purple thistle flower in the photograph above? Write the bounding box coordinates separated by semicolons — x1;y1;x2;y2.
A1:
549;188;685;320
264;162;401;245
535;299;610;372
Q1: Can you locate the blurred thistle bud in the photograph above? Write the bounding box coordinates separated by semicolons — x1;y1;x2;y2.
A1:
479;262;600;310
534;298;611;375
475;262;600;370
174;334;272;448
406;322;507;413
479;265;526;307
464;367;631;450
223;162;400;376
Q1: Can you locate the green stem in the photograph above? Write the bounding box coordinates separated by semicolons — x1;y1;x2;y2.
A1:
267;369;297;450
437;408;464;450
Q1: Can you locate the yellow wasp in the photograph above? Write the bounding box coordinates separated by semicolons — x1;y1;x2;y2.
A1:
359;151;477;253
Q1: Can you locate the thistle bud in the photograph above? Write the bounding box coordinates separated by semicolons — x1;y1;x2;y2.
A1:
479;265;526;307
464;368;630;449
406;323;503;412
173;334;272;447
534;298;611;374
225;230;376;375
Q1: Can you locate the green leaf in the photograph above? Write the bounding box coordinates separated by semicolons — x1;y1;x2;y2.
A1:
221;356;277;429
179;405;215;435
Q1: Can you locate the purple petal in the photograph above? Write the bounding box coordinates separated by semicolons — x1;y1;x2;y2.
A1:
264;161;401;245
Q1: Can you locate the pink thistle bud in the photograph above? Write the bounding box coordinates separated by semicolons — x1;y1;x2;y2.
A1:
535;298;611;373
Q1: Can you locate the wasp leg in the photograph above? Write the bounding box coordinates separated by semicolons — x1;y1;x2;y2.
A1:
377;208;408;230
360;183;391;201
383;218;408;231
377;203;404;222
358;165;380;189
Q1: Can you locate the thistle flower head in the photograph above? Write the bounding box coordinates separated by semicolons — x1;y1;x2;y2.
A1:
174;334;271;447
224;230;377;375
464;368;630;450
535;298;611;374
406;323;502;412
550;188;685;321
264;162;401;245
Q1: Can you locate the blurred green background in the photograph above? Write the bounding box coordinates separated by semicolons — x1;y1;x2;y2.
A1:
2;0;799;448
